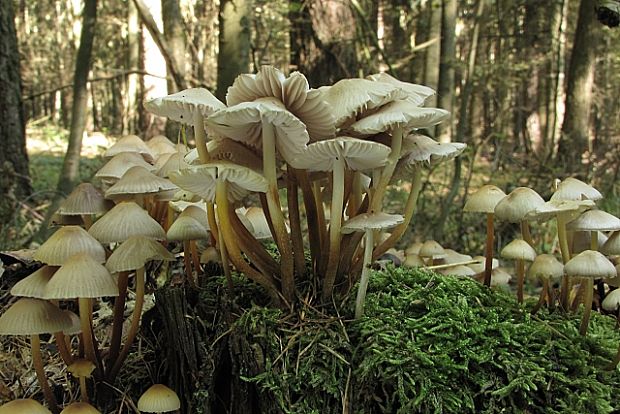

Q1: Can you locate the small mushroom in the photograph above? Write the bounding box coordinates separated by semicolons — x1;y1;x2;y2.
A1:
500;239;537;304
137;384;181;413
528;254;564;314
0;399;52;414
67;359;96;403
59;402;101;414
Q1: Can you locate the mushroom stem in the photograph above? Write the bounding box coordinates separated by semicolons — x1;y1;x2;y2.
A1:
313;180;327;269
82;214;93;230
516;259;525;304
369;127;403;213
557;212;571;310
192;111;210;163
182;240;195;287
521;220;534;247
531;278;550;315
483;213;495;287
295;168;322;274
206;202;219;242
190;240;201;282
54;331;73;365
78;298;98;369
287;167;306;279
579;277;594;336
31;334;60;414
218;227;234;290
108;266;146;381
347;172;363;218
355;229;374;319
322;155;346;300
79;375;89;403
108;271;129;367
262;121;295;302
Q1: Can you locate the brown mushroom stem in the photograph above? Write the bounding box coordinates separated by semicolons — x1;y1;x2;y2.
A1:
557;213;571;310
579;277;594;336
79;375;89;403
78;298;98;369
354;229;374;319
216;180;280;302
54;331;73;365
365;166;423;269
166;204;175;235
322;156;346;301
108;266;146;382
287;168;306;278
190;240;201;281
369;127;403;213
82;214;93;230
516;259;526;304
313;181;328;269
206;202;219;242
108;271;130;367
31;334;60;414
531;278;550;315
192;111;210;163
520;220;534;247
483;213;495;287
348;172;363;218
294;168;322;273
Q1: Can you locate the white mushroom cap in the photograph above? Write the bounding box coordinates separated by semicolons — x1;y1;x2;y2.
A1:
564;250;616;279
566;209;620;232
11;265;56;298
403;254;425;268
88;202;166;243
341;212;404;234
463;185;507;214
525;199;595;223
468;256;499;274
167;215;209;241
494;187;546;223
34;226;106;265
527;254;564;283
144;87;225;125
105;166;178;200
601;289;620;312
601;231;620;255
439;265;476;277
43;253;119;299
419;240;446;259
137;384;181;413
367;72;435;106
0;298;73;335
96;152;156;181
0;399;52;414
104;135;154;162
57;183;109;216
490;268;512;287
440;249;473;264
244;207;272;240
550;177;602;201
500;239;537;262
106;236;174;273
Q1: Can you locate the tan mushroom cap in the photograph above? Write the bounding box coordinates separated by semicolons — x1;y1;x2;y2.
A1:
88;202;166;243
96;152;156;181
137;384;181;413
291;136;391;172
525;199;595;223
341;212;404;234
405;242;423;256
602;289;620;312
527;254;564;283
68;359;96;378
179;205;210;229
105;166;178;200
206;97;310;162
11;265;56;298
564;250;616;279
463;185;507;214
419;240;446;259
0;399;52;414
491;268;512;287
440;249;473;264
571;230;608;255
368;72;435;105
550;177;602;201
34;226;106;265
155;149;191;178
319;78;407;127
244;207;271;240
144;87;225;125
200;246;221;264
170;161;268;203
500;239;537;262
403;254;425;268
167;216;209;241
62;310;82;335
0;298;72;335
566;209;620;232
392;135;465;181
57;183;109;216
147;135;176;156
494;187;546;223
226;66;335;140
601;231;620;255
439;265;477;277
44;253;119;299
106;236;173;273
349;100;450;136
104;135;154;162
59;402;101;414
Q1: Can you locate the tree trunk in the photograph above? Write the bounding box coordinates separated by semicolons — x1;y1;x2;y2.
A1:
436;0;457;142
289;0;358;87
124;1;141;135
0;0;31;233
557;0;602;171
162;0;187;139
216;0;251;101
423;0;441;109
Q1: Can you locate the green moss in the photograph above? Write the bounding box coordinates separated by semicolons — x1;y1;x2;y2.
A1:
232;267;620;413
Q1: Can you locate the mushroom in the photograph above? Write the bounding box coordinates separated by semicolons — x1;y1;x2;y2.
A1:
418;240;447;266
56;183;110;229
341;212;403;318
67;359;96;402
95;152;157;189
104;134;154;163
166;215;208;285
528;254;564;314
551;177;602;202
88;201;166;244
500;239;537;304
566;209;620;250
0;399;52;414
104;166;178;209
463;185;506;286
59;402;101;414
0;298;73;413
494;187;545;247
137;384;181;413
34;226;106;266
564;250;616;335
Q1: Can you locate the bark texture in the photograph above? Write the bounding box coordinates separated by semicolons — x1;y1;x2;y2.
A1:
216;0;251;101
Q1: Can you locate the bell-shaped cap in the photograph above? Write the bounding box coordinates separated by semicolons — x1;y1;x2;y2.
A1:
349;100;450;136
137;384;181;413
525;199;595;223
206;97;310;162
602;289;620;312
490;268;512;287
566;209;620;232
62;310;82;335
440;249;473;265
57;183;109;216
0;298;72;335
170;162;268;203
59;403;101;414
96;152;156;181
44;253;119;299
463;185;507;214
494;187;545;223
0;399;52;414
341;212;404;234
319;78;407;126
243;207;272;240
403;254;425;268
88;202;166;243
439;265;477;277
527;254;564;283
34;226;106;265
104;134;154;162
550;177;602;201
601;231;620;255
147;135;177;156
144;87;225;125
565;250;616;279
179;205;210;229
105;166;178;201
68;359;96;378
106;236;173;273
227;66;335;140
419;240;446;259
10;265;56;298
500;239;537;262
167;216;209;241
155;148;191;178
291;136;390;172
367;72;435;106
405;242;423;256
393;135;465;178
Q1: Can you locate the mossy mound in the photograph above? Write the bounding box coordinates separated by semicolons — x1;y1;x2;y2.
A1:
232;268;620;414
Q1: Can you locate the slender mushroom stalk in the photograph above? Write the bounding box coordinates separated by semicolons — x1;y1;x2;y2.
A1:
108;271;129;365
293;168;322;274
323;155;346;300
516;259;526;304
579;277;594;335
500;239;536;305
369;127;403;213
78;298;98;369
355;228;374;319
287;167;306;278
31;335;60;413
483;213;495;287
192;111;210;163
